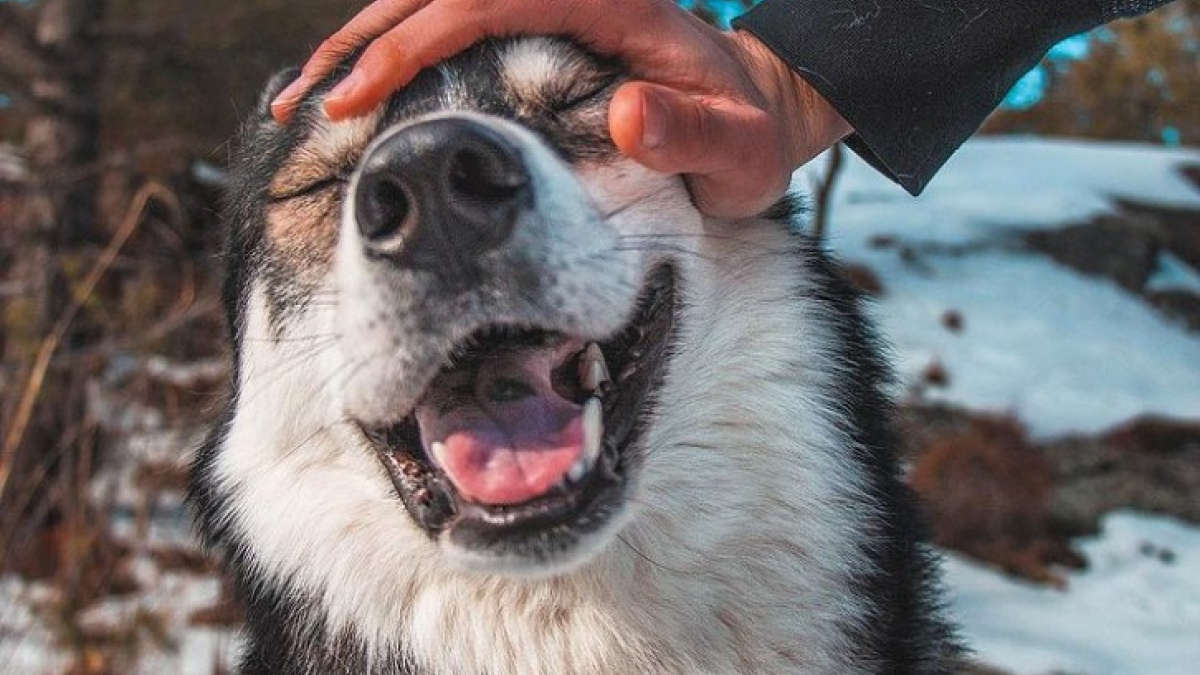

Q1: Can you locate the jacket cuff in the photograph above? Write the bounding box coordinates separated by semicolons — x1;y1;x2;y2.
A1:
734;0;1101;195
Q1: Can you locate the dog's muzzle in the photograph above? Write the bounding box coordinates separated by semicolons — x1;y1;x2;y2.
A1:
337;112;672;572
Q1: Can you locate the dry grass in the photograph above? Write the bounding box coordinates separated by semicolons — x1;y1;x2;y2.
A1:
908;414;1086;586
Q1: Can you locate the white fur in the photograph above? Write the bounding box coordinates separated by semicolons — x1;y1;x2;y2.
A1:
500;37;582;103
217;172;878;674
214;43;885;675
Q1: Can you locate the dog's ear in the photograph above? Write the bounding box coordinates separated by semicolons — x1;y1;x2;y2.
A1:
255;67;302;122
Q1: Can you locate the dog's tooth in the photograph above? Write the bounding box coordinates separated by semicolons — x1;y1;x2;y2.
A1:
566;398;603;485
585;360;608;393
583;396;603;465
566;457;588;483
430;441;448;465
581;343;610;392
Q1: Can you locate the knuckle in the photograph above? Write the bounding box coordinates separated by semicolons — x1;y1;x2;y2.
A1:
306;36;358;73
453;0;495;20
319;34;358;55
374;30;406;53
680;99;717;162
461;0;507;32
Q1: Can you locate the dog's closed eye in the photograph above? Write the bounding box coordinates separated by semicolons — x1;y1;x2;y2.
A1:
268;173;348;203
547;72;620;113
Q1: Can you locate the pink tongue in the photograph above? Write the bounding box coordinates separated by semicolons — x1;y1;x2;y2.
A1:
414;343;584;506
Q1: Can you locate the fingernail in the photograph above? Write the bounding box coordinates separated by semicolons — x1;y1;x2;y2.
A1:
271;78;306;109
325;70;363;108
641;91;668;150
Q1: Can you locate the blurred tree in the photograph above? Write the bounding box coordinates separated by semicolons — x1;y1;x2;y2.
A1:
98;0;356;166
985;4;1200;145
3;0;104;289
1;1;357;161
0;2;361;577
0;0;108;613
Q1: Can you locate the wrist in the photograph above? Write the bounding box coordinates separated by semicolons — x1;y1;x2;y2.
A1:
729;30;852;170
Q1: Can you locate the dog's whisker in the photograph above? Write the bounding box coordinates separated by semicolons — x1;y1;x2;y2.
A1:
241;333;340;344
232;338;340;407
615;534;697;576
277;420;341;460
612;243;716;262
618;232;803;256
600;185;678;220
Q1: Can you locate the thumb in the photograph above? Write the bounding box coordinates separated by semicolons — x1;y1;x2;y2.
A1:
609;82;791;218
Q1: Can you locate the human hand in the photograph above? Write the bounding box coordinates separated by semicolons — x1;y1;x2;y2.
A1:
270;0;852;218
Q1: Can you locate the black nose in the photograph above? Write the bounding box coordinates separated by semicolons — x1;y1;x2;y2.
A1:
354;118;531;270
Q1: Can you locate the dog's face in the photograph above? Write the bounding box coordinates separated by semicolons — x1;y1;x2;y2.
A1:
219;37;712;580
205;37;914;672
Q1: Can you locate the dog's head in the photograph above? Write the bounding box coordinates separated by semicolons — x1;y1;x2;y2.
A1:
216;36;721;577
204;37;899;669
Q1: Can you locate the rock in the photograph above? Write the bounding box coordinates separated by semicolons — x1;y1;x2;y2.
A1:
1022;216;1160;292
907;413;1084;586
839;261;886;296
1115;197;1200;273
1020;198;1200;331
941;309;965;333
1146;289;1200;332
1044;416;1200;531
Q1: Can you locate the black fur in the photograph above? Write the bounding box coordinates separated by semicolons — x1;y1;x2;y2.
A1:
795;243;959;672
191;38;960;674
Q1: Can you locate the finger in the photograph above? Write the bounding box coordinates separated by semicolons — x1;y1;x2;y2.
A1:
271;0;432;122
323;0;705;120
609;82;791;218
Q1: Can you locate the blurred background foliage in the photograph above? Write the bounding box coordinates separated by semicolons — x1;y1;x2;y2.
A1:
0;0;356;164
1;1;1197;158
985;2;1200;145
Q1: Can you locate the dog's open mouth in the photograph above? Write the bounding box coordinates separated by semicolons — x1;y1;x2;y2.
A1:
360;266;675;555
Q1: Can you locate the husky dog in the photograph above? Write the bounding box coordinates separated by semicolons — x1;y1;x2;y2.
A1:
191;37;959;674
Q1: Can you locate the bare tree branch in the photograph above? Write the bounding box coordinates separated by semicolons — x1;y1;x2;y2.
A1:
811;143;845;243
0;4;54;83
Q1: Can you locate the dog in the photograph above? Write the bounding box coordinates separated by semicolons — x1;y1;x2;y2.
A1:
191;37;960;674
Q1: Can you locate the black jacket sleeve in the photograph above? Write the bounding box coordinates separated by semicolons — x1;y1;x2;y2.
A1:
733;0;1175;195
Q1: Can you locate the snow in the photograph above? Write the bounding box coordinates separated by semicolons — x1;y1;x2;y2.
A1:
1148;252;1200;294
817;137;1200;248
861;250;1200;436
800;137;1200;438
795;136;1200;674
947;511;1200;675
0;534;239;675
2;136;1196;674
0;561;238;675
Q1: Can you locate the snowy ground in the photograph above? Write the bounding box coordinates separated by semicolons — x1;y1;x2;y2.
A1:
947;510;1200;675
0;566;237;675
0;429;238;675
801;137;1200;438
799;137;1200;674
2;137;1197;674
